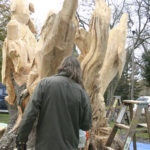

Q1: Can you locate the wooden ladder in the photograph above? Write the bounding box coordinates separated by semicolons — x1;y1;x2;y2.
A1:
105;100;150;150
106;96;129;125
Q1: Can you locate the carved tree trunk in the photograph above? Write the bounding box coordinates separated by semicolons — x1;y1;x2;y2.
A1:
0;0;78;149
0;0;128;149
76;0;111;129
75;0;128;149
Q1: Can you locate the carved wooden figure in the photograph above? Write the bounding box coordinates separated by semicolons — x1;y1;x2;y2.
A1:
0;0;78;149
1;0;37;132
26;0;78;93
0;0;128;149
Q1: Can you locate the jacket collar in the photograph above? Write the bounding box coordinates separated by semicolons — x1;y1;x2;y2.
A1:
57;71;70;78
57;71;77;84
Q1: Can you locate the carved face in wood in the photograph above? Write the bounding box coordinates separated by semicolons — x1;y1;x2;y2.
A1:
10;0;32;24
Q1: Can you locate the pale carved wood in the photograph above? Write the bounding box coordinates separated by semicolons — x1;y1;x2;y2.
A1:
99;14;128;96
1;0;38;134
0;0;128;149
95;14;128;145
2;0;37;105
75;0;128;148
95;14;128;130
75;0;111;129
28;0;78;93
0;0;78;149
2;0;78;111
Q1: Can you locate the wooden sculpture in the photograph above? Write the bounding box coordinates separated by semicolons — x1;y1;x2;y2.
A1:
0;0;78;149
76;0;111;128
36;0;77;79
0;0;128;149
26;0;78;94
75;0;128;148
1;0;37;131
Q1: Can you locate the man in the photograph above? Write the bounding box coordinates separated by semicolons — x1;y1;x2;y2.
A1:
16;56;92;150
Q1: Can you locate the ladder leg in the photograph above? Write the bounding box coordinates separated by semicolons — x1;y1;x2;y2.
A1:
129;104;133;120
133;134;137;150
106;105;127;147
145;107;150;141
106;126;118;146
116;105;127;123
108;108;115;124
123;106;142;150
108;99;118;124
106;97;115;118
129;104;137;150
124;112;130;125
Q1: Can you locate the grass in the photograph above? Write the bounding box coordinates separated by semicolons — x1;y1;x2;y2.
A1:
0;113;9;124
136;127;149;139
0;113;149;140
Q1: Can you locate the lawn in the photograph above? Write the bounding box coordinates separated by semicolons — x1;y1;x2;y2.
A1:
0;113;149;140
0;113;9;124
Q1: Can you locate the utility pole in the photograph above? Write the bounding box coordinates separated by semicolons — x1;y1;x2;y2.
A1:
131;50;134;100
131;30;135;100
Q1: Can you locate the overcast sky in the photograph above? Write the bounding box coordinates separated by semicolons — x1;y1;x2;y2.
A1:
28;0;63;24
27;0;142;58
27;0;85;33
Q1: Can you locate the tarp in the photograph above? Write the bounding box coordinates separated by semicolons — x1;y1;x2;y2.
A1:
0;123;7;128
130;142;150;150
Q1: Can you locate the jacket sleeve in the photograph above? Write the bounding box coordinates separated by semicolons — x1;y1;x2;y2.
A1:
17;81;43;143
80;90;92;131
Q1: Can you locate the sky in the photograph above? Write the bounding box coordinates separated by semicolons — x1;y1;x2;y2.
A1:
27;0;142;58
28;0;63;24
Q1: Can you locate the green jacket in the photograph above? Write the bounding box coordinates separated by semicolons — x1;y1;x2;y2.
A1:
17;72;92;150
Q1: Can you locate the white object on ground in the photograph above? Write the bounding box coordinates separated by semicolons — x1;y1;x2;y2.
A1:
0;123;7;128
78;129;86;148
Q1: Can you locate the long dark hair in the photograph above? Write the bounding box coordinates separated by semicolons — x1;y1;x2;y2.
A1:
58;56;84;88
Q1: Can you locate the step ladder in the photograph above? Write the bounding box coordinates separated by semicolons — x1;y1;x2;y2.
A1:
105;100;150;150
106;96;129;125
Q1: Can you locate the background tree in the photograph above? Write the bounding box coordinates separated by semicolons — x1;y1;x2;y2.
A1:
77;0;95;29
115;51;142;100
142;51;150;87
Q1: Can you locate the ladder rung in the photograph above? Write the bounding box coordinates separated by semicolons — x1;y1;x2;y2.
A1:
106;99;150;150
105;147;114;150
138;123;147;128
123;100;148;105
136;129;148;133
115;123;130;130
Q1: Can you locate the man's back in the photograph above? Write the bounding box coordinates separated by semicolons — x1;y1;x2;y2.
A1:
17;72;92;150
36;74;88;149
16;56;92;150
